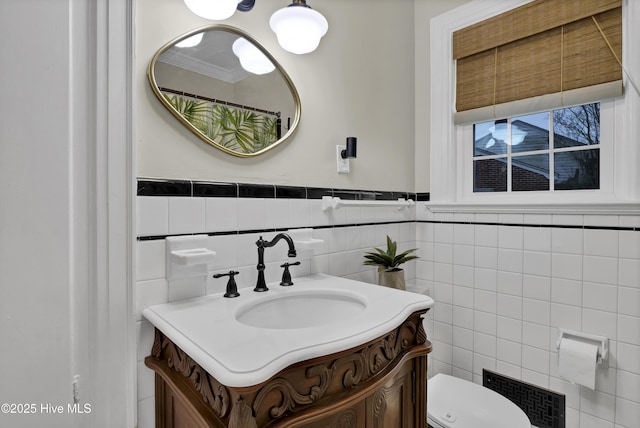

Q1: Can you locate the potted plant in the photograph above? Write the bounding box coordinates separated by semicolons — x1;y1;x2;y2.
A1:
363;235;419;290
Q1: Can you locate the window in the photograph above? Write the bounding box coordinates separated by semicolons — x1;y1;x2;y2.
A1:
427;0;639;211
473;103;600;193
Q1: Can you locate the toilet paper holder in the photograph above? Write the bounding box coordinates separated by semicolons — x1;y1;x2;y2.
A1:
556;328;609;364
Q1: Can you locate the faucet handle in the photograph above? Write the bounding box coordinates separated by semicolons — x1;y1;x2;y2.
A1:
279;261;301;286
213;270;240;298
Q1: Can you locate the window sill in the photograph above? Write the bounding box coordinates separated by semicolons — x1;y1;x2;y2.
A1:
423;201;640;216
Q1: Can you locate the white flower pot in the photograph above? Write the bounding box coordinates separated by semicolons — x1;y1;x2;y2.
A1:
378;269;406;290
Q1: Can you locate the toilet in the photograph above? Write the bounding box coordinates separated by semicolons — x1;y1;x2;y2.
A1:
427;374;531;428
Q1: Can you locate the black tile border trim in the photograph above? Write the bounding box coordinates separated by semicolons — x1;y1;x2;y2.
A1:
239;183;275;198
276;185;306;199
417;219;639;232
137;179;192;197
193;181;237;198
307;187;333;199
137;218;638;241
137;178;425;202
137;220;416;241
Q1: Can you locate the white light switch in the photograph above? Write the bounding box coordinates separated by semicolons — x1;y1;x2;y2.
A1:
336;145;350;174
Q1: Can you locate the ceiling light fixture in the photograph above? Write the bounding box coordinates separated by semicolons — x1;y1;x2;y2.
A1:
181;0;257;20
183;0;242;20
232;37;275;75
182;0;328;55
270;0;328;55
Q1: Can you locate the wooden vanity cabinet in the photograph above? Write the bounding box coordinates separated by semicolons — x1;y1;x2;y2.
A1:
145;309;431;428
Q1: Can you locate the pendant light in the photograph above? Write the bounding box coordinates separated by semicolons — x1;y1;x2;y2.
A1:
232;37;275;75
269;0;328;55
182;0;328;55
183;0;241;20
183;0;256;20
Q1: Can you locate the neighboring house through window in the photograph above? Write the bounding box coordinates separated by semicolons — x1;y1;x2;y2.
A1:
473;103;601;193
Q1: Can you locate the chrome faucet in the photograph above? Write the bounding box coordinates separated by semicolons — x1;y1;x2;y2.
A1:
254;233;297;292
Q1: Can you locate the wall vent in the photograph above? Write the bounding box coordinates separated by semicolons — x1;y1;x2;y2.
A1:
483;369;565;428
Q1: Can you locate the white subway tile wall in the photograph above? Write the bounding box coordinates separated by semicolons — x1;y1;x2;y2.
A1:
135;182;640;428
135;189;419;428
417;208;640;428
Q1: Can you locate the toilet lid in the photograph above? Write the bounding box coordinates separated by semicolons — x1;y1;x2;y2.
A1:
427;374;531;428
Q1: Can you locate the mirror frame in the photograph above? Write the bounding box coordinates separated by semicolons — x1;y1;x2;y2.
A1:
147;25;301;158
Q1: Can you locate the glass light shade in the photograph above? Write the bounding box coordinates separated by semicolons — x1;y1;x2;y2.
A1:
269;5;328;55
232;38;275;75
184;0;240;20
175;32;204;48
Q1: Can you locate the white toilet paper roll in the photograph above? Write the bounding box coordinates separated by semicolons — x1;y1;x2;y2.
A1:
558;338;598;390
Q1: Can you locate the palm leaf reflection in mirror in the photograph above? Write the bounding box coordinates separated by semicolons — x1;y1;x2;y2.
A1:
162;90;280;155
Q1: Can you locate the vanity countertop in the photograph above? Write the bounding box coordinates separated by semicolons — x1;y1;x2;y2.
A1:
143;273;434;387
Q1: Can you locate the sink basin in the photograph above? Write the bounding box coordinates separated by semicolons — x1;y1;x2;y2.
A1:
143;273;434;387
235;291;367;329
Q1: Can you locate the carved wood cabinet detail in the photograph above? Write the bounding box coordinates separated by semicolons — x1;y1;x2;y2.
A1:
145;310;431;428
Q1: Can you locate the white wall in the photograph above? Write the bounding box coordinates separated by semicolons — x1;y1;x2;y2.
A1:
0;1;135;427
414;0;473;193
0;2;76;427
136;0;416;191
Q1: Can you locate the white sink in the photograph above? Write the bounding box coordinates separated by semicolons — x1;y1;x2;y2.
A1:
143;273;434;387
235;290;367;329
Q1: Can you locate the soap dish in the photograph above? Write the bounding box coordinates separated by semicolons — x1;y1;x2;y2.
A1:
171;248;216;266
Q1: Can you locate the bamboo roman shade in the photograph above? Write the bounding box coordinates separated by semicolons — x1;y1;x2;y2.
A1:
453;0;623;124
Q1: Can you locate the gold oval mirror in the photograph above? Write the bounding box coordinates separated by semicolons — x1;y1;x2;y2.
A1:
148;25;301;157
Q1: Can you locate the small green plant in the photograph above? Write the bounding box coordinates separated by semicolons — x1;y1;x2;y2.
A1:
363;235;419;271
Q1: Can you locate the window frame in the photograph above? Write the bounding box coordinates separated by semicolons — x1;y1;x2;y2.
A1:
428;0;640;214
